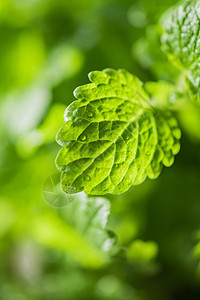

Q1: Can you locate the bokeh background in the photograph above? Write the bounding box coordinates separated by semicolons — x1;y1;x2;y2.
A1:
1;0;200;299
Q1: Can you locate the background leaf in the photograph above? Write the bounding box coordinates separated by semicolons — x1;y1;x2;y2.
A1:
161;0;200;102
33;193;116;268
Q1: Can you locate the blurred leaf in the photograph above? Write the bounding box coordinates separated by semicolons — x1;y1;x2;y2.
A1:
62;193;117;251
127;4;147;28
95;275;141;300
161;1;200;102
43;44;84;87
0;198;15;237
0;30;46;92
132;24;180;81
145;80;184;108
33;193;116;268
127;239;158;263
16;104;66;157
0;81;51;137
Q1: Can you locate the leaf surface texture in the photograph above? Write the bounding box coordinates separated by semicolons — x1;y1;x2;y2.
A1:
161;1;200;101
56;69;181;194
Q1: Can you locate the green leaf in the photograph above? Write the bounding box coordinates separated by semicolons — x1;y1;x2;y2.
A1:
161;1;200;102
63;193;117;252
33;193;116;268
56;69;181;195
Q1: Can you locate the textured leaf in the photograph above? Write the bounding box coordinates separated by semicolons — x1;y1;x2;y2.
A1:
161;1;200;101
56;69;181;195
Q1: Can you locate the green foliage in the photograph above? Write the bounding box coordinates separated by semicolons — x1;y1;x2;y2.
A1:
161;0;200;102
2;0;200;299
33;193;116;268
145;80;182;107
56;69;181;195
127;240;158;263
16;104;66;158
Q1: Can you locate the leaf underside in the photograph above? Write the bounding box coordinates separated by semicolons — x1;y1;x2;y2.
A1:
56;69;181;195
161;0;200;101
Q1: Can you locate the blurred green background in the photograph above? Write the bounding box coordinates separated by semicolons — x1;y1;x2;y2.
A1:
1;0;200;299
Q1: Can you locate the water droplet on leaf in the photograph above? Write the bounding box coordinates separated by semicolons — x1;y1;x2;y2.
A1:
125;135;130;140
80;134;87;141
85;175;91;181
87;111;93;117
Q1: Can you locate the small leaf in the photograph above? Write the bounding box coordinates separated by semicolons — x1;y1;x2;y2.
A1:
161;1;200;102
56;69;181;195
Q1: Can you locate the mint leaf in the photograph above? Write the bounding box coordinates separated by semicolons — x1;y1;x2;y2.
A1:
33;193;116;267
161;1;200;101
63;193;117;252
56;69;181;195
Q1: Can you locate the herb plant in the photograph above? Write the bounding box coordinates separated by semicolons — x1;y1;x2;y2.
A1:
56;69;181;194
55;1;200;196
2;0;200;299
